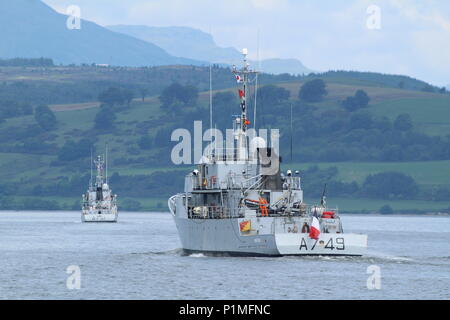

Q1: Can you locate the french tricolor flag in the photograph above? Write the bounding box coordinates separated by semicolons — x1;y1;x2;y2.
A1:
309;216;321;240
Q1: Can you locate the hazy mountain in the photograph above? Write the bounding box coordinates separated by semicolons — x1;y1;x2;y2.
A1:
259;59;313;76
107;25;313;75
107;25;241;64
0;0;202;66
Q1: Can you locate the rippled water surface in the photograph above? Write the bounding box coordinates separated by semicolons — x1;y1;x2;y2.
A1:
0;211;449;299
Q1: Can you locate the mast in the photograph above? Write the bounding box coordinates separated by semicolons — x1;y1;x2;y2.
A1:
253;73;258;130
290;103;293;163
94;155;104;188
209;61;213;132
254;29;260;131
209;26;213;132
233;48;258;161
90;148;93;190
105;144;108;185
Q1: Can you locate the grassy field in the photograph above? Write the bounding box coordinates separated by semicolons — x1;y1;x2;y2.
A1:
371;97;450;136
280;81;440;104
286;161;450;187
312;197;450;213
0;153;53;181
210;80;450;137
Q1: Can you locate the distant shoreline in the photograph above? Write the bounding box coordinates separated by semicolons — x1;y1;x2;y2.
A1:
0;210;448;217
340;212;450;217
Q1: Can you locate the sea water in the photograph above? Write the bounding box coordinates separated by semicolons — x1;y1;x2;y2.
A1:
0;211;448;299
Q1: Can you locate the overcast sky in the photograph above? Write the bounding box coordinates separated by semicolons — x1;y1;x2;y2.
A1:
43;0;450;86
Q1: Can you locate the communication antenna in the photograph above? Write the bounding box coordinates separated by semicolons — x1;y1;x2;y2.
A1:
290;103;293;163
253;29;260;130
105;143;108;184
209;62;213;131
321;184;327;207
209;26;213;132
90;148;93;189
214;124;217;157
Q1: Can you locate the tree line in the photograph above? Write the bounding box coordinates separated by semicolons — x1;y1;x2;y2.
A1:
0;58;54;67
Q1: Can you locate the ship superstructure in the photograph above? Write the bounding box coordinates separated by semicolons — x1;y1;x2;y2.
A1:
82;155;118;223
169;49;367;256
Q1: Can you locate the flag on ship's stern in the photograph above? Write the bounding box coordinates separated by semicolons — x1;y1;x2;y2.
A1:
309;216;321;240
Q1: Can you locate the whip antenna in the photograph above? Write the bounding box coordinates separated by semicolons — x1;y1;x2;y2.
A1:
90;148;93;189
290;103;293;163
253;29;260;130
209;27;213;132
105;143;108;184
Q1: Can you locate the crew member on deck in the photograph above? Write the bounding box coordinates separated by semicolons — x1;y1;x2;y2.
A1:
301;222;310;233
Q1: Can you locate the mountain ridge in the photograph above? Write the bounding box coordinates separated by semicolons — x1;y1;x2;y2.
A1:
0;0;203;67
107;24;313;75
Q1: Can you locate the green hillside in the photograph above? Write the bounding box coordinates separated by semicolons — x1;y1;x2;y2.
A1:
371;97;450;136
276;81;450;136
0;65;449;213
291;161;450;187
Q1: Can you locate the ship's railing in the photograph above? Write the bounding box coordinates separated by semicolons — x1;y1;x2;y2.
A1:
189;172;263;191
191;174;302;192
189;174;222;190
205;148;258;163
186;203;343;221
168;195;177;216
242;174;264;193
187;205;308;220
187;205;244;219
284;176;301;190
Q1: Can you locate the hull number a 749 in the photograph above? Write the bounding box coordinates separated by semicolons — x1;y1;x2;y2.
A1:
299;237;345;251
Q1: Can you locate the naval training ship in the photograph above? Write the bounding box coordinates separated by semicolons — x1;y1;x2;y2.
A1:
169;49;367;256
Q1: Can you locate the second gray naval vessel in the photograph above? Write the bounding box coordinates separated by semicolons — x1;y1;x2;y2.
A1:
169;50;367;256
82;154;118;223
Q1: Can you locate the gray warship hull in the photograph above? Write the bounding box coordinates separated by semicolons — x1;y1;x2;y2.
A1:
170;196;367;256
174;215;278;256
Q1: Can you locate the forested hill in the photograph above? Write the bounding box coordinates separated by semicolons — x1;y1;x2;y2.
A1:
312;70;437;92
0;61;449;213
0;62;442;105
0;64;301;105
